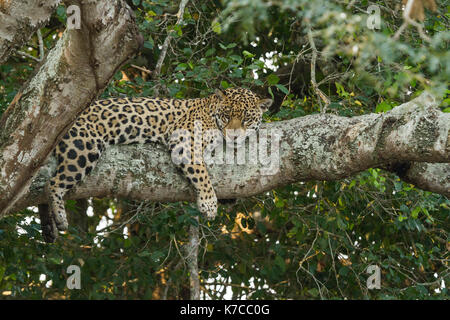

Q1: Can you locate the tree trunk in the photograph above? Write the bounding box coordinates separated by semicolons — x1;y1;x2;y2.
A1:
0;0;143;216
3;91;448;216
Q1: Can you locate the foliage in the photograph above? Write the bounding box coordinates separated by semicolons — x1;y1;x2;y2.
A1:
0;0;449;299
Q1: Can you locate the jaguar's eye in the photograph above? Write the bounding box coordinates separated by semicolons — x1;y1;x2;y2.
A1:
222;112;231;123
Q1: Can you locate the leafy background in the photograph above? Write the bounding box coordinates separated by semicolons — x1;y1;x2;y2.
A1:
0;0;449;299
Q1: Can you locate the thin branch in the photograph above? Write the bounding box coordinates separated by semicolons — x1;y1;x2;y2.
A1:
14;29;45;62
153;0;189;95
393;0;431;42
0;0;61;64
37;29;44;61
306;25;330;113
185;216;200;300
15;50;41;62
131;64;152;74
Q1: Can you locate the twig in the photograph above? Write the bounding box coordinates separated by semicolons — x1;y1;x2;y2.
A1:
185;216;200;300
288;46;311;94
306;26;331;113
15;29;45;62
393;0;431;42
131;64;152;74
15;50;41;62
346;0;357;10
153;0;189;95
37;29;44;61
328;237;346;298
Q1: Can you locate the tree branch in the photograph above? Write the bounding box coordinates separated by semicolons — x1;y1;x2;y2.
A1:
3;91;448;216
306;25;330;112
0;0;61;63
153;0;189;96
393;0;432;42
185;218;200;300
0;0;143;216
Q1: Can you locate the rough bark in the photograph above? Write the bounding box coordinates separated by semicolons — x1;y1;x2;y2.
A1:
0;0;62;63
186;219;200;300
0;0;143;216
399;162;449;196
3;91;449;216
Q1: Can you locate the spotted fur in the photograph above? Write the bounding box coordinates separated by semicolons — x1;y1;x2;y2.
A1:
43;87;272;242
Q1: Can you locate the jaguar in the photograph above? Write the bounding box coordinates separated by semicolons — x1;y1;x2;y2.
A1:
42;87;272;242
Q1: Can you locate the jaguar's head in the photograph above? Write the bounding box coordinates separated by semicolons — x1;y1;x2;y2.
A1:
213;87;273;140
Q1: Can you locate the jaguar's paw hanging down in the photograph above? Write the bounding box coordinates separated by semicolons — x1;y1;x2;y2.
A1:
41;87;272;242
197;192;218;221
46;183;69;231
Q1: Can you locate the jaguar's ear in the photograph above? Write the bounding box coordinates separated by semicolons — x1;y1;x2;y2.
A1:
258;98;273;112
215;89;227;101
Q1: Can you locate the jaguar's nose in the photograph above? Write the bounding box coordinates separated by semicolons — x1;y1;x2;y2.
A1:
224;118;245;141
224;118;241;130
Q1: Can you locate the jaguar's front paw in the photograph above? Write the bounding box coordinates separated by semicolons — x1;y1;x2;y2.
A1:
197;195;218;220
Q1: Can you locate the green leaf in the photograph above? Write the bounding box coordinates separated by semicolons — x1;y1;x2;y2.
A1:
175;63;188;71
375;100;395;113
243;50;255;58
411;207;421;219
337;217;347;230
138;250;152;258
187;217;199;227
275;198;285;208
219;43;236;50
308;288;319;297
143;40;153;50
56;5;66;18
257;221;267;234
267;74;280;85
212;20;221;34
400;204;409;213
275;83;289;95
205;48;216;57
268;86;274;99
220;80;229;89
275;255;286;273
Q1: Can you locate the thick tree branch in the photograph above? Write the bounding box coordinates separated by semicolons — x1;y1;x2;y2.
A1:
0;0;143;216
3;91;449;215
398;162;449;196
0;0;62;63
